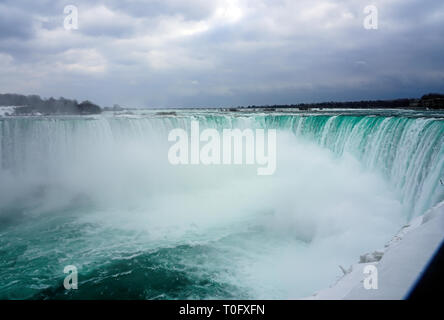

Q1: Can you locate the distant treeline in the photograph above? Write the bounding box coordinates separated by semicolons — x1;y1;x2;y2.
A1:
243;93;444;110
0;93;101;115
1;92;443;114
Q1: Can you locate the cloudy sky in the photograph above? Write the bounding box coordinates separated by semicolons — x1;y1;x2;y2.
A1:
0;0;443;107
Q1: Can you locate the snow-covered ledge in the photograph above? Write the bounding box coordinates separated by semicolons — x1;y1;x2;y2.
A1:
0;106;17;117
305;201;444;300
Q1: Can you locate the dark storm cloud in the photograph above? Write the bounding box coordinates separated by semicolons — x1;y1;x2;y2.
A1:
0;0;443;107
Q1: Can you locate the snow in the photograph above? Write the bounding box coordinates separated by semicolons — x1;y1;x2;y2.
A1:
0;106;17;117
0;106;44;116
305;201;444;299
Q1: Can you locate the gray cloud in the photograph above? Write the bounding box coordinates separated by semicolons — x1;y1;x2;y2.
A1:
0;0;443;107
0;4;35;40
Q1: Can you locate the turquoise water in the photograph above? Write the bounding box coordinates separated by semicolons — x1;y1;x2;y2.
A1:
0;109;443;299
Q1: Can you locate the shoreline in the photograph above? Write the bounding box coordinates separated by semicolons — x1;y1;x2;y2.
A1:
305;201;444;300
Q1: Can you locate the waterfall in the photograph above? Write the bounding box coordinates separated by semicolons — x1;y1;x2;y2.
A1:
1;112;442;218
252;114;443;218
0;110;443;299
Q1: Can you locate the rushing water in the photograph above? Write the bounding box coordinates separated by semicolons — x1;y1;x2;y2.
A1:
0;109;443;299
